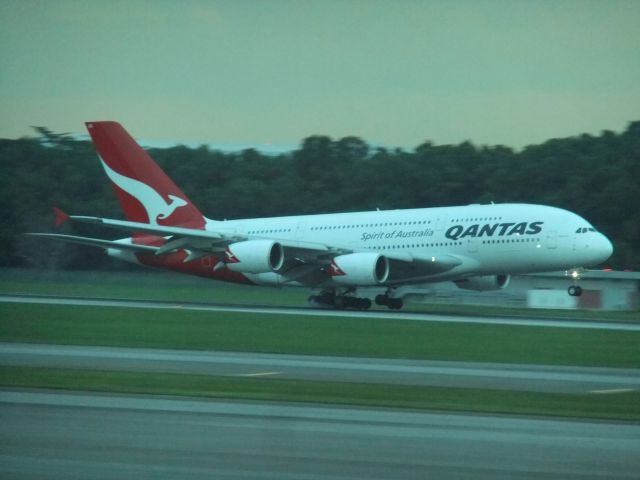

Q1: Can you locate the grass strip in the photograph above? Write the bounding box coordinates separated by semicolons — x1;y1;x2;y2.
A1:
0;274;308;307
2;366;639;421
2;268;638;321
408;302;640;321
2;303;640;368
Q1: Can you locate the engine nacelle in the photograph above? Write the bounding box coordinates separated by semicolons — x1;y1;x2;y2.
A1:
225;240;284;274
329;252;390;286
454;274;510;291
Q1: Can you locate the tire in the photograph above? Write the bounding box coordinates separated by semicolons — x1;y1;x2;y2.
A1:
334;296;347;309
375;294;388;306
568;286;582;297
359;298;372;310
388;298;403;310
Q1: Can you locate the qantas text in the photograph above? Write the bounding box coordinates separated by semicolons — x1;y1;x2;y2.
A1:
445;221;543;241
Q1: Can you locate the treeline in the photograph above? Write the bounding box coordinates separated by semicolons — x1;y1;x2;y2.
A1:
2;122;639;270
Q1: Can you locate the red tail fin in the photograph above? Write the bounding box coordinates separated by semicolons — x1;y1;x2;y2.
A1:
85;121;205;229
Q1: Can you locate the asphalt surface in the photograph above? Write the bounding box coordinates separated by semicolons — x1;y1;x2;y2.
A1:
3;295;640;478
1;390;639;480
3;342;639;394
2;293;639;331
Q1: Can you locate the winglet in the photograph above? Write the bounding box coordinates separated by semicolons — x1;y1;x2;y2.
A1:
53;207;69;227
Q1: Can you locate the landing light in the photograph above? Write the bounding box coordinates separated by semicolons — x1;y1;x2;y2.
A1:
571;270;579;279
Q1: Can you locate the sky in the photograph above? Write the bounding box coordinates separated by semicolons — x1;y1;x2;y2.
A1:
1;0;639;150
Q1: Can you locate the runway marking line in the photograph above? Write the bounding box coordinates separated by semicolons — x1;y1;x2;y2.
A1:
237;371;282;377
589;388;636;395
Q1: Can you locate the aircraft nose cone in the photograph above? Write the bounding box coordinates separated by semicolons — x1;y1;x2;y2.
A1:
597;233;614;262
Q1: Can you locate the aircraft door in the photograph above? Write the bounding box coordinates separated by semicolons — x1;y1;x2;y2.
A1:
466;237;478;253
435;216;448;231
295;221;307;240
546;231;557;249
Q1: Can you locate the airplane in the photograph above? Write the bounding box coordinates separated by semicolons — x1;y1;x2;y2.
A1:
28;121;614;310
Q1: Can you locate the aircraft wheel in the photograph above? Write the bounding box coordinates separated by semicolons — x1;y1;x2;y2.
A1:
388;298;403;310
308;294;335;309
359;298;372;310
334;296;347;309
568;286;583;297
375;294;387;306
334;296;372;310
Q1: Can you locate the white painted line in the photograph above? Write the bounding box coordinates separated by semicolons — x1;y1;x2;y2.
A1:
238;371;282;377
589;388;636;395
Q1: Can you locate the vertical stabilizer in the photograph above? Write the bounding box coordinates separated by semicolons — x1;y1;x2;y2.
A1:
85;121;205;230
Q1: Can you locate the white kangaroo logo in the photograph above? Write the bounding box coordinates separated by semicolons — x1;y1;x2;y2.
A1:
99;158;188;225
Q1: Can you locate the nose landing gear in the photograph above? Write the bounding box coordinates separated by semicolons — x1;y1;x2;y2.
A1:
566;268;584;297
567;285;583;297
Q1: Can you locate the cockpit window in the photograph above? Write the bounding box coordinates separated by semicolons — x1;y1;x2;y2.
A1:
576;227;597;234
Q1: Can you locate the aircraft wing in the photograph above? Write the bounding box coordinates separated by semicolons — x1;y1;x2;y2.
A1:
58;214;348;261
385;252;463;281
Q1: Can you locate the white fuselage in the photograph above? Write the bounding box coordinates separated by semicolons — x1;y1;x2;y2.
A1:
202;203;613;287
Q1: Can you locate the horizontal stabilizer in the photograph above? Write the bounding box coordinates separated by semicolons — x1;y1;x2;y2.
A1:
69;215;225;241
24;233;158;253
52;207;69;227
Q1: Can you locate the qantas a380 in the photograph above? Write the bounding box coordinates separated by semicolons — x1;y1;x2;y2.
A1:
30;121;614;310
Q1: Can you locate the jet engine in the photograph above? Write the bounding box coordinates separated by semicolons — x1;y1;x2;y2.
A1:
225;240;284;274
330;252;390;286
454;274;510;291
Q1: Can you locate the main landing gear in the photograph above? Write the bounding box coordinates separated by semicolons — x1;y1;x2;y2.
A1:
308;288;404;311
308;289;372;310
375;294;403;310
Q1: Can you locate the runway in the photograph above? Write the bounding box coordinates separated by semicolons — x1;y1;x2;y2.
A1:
3;342;639;394
3;296;639;479
1;390;639;480
2;293;639;331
